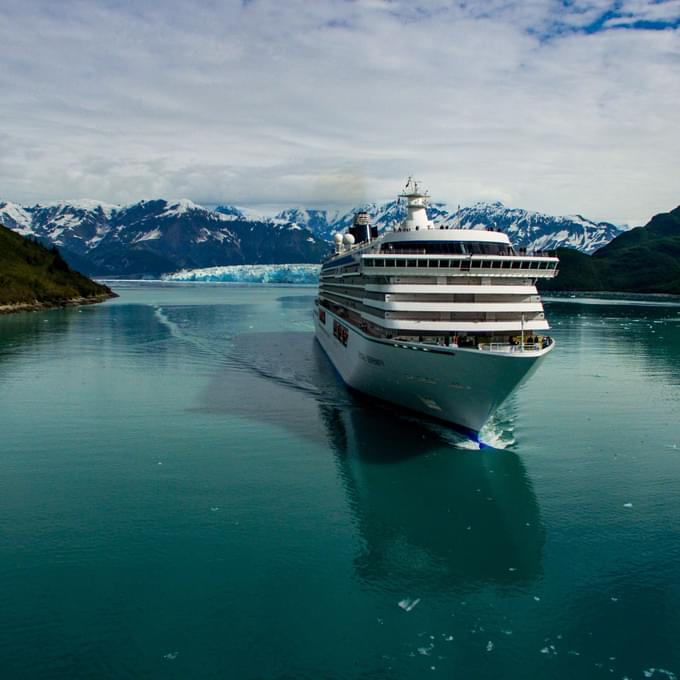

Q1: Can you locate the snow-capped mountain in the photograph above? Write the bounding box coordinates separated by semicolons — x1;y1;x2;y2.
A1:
0;201;33;235
1;195;623;277
1;199;328;277
274;208;343;241
276;201;623;254
451;202;623;254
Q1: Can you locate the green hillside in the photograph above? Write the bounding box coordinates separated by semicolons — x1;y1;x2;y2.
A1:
540;205;680;294
0;223;116;311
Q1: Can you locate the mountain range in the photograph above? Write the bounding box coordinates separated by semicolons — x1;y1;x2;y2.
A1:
0;199;328;277
275;201;623;254
1;197;624;277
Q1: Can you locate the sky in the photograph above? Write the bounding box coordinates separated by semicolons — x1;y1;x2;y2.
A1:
1;0;679;225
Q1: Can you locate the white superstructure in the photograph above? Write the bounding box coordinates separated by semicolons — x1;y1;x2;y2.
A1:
314;179;559;438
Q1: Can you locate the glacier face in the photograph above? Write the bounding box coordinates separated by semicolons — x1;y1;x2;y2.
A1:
163;264;321;284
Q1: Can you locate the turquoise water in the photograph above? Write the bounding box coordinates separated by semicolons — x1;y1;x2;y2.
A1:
1;282;680;679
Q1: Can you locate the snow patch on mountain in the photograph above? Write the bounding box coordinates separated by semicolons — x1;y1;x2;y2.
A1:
162;198;202;217
43;199;119;216
0;201;33;234
163;264;320;284
133;228;162;243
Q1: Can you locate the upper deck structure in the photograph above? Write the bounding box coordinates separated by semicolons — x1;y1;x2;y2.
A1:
319;178;558;349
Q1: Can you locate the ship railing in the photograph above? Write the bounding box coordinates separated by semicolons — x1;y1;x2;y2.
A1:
477;342;546;353
375;250;557;257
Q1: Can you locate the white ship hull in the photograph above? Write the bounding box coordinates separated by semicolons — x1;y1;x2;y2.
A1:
314;307;552;438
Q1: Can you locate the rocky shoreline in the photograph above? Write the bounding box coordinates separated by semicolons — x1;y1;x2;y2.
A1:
0;291;117;315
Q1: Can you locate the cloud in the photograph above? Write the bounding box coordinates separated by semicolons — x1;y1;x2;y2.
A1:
0;0;678;224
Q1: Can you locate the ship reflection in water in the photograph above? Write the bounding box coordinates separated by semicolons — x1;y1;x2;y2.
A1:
320;402;544;592
201;329;544;593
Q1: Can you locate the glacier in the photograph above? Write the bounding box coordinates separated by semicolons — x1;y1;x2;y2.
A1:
162;264;321;284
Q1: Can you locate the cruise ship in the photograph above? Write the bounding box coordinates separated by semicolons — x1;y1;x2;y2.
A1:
313;179;559;439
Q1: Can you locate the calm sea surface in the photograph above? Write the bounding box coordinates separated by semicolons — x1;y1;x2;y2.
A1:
1;282;680;679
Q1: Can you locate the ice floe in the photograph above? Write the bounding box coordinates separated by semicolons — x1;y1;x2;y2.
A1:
398;598;421;612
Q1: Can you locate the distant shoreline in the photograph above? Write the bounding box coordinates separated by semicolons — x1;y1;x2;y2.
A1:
0;291;117;316
543;290;680;302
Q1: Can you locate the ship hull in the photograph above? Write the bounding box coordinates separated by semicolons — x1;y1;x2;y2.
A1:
314;307;551;438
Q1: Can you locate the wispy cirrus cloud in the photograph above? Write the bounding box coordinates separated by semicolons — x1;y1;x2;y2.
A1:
0;0;678;224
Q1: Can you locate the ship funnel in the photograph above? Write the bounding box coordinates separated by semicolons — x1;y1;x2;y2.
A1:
349;211;375;244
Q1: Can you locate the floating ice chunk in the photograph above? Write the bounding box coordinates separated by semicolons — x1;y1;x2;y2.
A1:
534;596;541;602
445;635;454;641
610;597;619;602
508;567;516;572
486;641;494;652
417;644;433;656
211;507;220;512
623;502;633;508
163;652;178;660
398;598;421;612
643;670;677;680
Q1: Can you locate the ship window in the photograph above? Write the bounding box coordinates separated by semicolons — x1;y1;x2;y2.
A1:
471;260;482;268
375;259;384;267
418;259;427;267
440;259;449;268
364;258;373;267
396;259;406;267
407;259;416;267
492;260;502;269
428;259;438;268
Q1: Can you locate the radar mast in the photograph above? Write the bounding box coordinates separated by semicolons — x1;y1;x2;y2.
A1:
398;177;433;231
